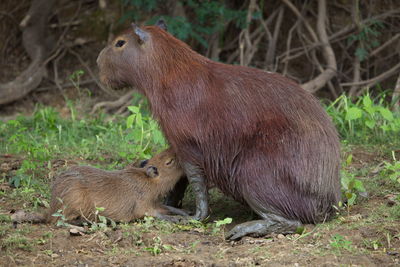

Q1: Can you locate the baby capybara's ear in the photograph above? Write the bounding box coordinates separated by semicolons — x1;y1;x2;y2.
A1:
146;166;159;178
139;159;149;168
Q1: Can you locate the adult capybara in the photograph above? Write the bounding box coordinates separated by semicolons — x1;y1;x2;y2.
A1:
97;20;341;240
12;149;186;224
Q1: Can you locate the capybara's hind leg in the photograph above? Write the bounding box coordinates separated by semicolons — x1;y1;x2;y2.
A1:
226;194;301;240
225;213;301;240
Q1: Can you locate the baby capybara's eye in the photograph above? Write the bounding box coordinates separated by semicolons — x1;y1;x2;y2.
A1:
165;158;174;166
115;40;126;48
139;159;148;168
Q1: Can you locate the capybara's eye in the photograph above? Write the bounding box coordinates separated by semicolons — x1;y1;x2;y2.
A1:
165;158;174;166
115;40;126;48
139;159;148;168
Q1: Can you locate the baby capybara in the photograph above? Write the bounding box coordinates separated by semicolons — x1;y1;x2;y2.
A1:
12;149;185;224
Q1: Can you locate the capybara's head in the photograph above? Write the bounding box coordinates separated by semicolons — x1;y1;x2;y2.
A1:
143;149;183;181
96;20;168;90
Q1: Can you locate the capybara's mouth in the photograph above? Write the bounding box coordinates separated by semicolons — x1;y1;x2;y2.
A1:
98;73;128;90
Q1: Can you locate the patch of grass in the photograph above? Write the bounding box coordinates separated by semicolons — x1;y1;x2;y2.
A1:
0;214;11;223
389;204;400;219
329;234;354;254
1;233;33;252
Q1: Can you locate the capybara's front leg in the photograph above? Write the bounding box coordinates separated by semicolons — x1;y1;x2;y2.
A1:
182;162;208;221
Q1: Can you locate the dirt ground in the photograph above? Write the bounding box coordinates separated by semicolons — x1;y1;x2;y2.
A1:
0;148;399;267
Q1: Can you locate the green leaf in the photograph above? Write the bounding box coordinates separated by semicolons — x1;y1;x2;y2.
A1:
347;193;357;206
378;107;394;121
380;125;390;132
346;154;353;166
355;48;369;61
363;105;375;116
132;128;142;140
353;179;366;192
152;129;165;145
365;119;375;129
126;115;135;129
215;217;232;227
128;106;140;114
362;95;372;108
135;112;143;127
96;206;105;212
345;107;362;121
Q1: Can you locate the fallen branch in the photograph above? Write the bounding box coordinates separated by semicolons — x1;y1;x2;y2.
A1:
90;91;134;114
301;0;338;93
341;62;400;88
0;0;56;105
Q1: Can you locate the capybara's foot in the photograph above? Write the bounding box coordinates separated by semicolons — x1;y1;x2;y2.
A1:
225;217;301;241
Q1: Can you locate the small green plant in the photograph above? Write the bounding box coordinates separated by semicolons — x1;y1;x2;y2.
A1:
69;69;85;91
126;105;166;158
89;206;117;231
341;171;366;207
184;240;200;254
340;155;367;211
37;232;53;245
144;236;173;256
211;217;232;235
363;239;382;250
330;234;353;254
380;151;400;184
52;204;71;227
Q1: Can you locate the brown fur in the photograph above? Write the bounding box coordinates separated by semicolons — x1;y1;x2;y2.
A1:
13;149;183;224
97;25;341;224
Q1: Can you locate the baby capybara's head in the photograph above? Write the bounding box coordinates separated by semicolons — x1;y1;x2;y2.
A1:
142;148;184;181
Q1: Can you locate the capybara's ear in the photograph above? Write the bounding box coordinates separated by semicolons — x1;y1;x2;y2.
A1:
131;23;149;44
155;18;167;31
146;166;159;178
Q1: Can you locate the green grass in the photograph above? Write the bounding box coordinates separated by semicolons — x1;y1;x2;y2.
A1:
325;92;400;145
